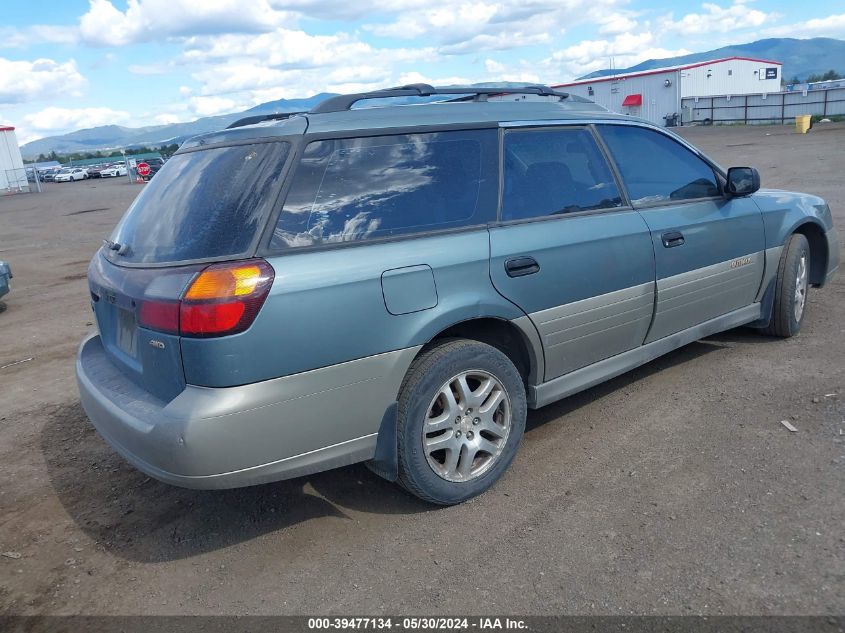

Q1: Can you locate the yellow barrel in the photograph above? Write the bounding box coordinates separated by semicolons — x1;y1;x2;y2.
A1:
795;114;812;134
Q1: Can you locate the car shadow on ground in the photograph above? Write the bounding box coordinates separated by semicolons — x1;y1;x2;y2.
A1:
40;329;761;563
524;335;733;430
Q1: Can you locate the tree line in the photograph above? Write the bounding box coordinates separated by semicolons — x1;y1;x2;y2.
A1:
788;70;843;84
26;144;181;165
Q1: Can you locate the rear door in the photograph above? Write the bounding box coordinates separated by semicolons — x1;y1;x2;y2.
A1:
596;124;765;342
489;126;656;382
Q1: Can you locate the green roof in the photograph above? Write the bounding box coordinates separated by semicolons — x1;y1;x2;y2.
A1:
67;152;162;167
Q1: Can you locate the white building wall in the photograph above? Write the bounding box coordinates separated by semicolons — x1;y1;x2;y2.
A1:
561;70;681;126
0;127;27;192
680;59;782;97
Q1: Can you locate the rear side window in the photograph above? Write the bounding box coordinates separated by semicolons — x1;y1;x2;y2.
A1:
270;129;498;249
502;127;623;221
598;125;720;205
108;142;290;264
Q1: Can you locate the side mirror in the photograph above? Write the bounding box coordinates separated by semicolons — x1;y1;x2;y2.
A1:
726;167;760;196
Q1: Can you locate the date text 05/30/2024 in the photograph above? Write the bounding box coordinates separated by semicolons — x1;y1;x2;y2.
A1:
307;617;527;630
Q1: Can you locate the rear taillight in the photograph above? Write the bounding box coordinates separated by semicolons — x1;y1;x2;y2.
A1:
138;300;180;334
138;259;274;338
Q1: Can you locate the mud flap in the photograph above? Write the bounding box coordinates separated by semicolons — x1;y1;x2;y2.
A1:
366;402;398;482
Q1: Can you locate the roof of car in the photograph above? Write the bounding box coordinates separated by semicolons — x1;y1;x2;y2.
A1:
180;98;637;150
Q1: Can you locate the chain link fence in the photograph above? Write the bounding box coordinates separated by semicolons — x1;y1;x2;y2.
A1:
1;168;36;195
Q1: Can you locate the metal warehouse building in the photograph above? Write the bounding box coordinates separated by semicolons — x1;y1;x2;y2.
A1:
1;125;28;193
552;57;783;127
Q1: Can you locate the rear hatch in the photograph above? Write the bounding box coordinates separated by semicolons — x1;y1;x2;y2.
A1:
88;141;291;402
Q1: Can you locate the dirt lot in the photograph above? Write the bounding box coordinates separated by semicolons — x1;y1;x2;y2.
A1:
0;124;843;618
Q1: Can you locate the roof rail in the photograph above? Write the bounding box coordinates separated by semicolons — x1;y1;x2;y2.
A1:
309;84;569;114
226;112;303;129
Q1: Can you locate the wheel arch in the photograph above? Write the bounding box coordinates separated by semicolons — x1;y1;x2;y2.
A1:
370;316;541;485
419;316;544;387
791;220;828;286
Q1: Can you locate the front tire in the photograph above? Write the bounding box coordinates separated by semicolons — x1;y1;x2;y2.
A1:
763;233;810;337
396;339;526;505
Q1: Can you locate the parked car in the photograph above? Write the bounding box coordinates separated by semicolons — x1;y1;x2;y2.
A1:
76;85;840;505
0;261;11;300
41;168;61;182
137;157;165;181
87;165;108;178
55;168;88;182
100;164;127;178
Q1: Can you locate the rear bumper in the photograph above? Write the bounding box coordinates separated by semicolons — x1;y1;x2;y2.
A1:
76;334;418;489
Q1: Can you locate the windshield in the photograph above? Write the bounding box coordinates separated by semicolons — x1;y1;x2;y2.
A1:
107;141;290;265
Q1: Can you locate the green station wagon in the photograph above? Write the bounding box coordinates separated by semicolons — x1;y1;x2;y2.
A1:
76;85;840;505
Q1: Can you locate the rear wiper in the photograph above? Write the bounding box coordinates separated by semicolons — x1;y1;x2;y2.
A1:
103;239;129;256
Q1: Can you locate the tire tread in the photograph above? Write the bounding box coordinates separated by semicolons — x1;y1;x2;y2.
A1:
395;338;524;505
763;233;809;337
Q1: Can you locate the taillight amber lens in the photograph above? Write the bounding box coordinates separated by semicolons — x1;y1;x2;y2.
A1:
180;259;274;337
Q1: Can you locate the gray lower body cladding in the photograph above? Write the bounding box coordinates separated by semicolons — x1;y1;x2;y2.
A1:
76;334;420;489
530;303;762;408
530;282;655;380
646;252;764;343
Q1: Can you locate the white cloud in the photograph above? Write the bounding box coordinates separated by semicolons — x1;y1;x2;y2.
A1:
182;28;376;69
24;106;131;131
187;95;240;117
484;59;508;75
17;106;131;144
366;0;624;55
545;31;691;79
0;25;79;48
127;63;171;75
597;14;639;36
78;0;296;46
0;58;86;105
659;0;775;36
764;13;845;39
177;26;442;105
482;59;541;84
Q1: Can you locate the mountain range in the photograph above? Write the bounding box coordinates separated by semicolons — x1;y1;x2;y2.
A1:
20;37;845;159
579;37;845;80
21;93;334;159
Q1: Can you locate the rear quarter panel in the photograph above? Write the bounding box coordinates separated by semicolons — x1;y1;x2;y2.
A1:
180;230;526;387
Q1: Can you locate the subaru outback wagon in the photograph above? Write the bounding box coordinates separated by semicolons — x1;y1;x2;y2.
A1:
77;85;840;505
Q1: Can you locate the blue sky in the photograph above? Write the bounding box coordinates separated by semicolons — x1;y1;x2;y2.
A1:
1;0;843;145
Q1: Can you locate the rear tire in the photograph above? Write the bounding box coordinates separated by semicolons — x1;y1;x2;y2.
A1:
763;233;810;337
396;339;526;505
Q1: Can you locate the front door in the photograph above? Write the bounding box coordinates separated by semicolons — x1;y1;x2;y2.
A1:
489;126;656;381
596;124;765;342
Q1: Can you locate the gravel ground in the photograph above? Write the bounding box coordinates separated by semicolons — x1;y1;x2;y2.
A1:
0;123;843;619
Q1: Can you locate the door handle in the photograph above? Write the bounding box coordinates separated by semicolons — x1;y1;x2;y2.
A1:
661;231;685;248
505;256;540;277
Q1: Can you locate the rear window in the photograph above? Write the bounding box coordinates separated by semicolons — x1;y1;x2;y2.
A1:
270;129;498;249
108;142;290;264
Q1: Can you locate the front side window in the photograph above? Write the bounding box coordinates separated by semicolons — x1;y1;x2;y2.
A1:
270;129;498;249
598;125;720;206
502;127;623;221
